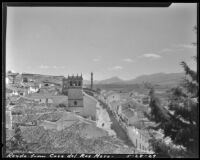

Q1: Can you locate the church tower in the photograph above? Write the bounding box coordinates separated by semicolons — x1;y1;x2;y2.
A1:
91;72;93;90
67;74;83;108
62;77;68;95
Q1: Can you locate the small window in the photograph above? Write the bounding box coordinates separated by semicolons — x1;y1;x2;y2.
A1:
136;139;137;148
74;101;77;105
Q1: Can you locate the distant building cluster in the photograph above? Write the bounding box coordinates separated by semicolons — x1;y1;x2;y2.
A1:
5;71;152;154
97;89;152;153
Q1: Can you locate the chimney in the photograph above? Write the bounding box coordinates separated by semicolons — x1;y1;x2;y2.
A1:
91;72;93;90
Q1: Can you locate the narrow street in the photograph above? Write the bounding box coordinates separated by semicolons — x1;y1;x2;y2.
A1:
98;100;135;148
96;102;116;136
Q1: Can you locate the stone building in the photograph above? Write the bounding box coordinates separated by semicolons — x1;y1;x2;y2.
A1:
67;74;83;108
61;74;97;120
62;74;84;113
62;78;68;95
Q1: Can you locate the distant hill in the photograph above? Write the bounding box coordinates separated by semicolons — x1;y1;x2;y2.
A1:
126;72;185;85
84;76;124;85
97;76;124;84
94;72;185;86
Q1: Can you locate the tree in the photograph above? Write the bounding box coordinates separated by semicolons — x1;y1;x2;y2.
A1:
147;58;198;157
148;88;171;124
7;124;28;153
167;57;198;156
146;26;198;157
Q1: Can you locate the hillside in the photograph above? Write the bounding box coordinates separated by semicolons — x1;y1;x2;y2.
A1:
97;76;124;85
127;72;185;85
94;72;185;86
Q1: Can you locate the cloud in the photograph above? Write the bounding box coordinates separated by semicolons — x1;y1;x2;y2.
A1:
141;53;161;59
92;58;101;62
40;65;65;69
160;44;194;55
175;44;196;49
35;33;41;39
160;48;174;53
40;65;49;69
52;66;57;69
109;66;123;70
123;58;134;62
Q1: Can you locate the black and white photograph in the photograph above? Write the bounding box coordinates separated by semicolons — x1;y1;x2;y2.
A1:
3;2;198;158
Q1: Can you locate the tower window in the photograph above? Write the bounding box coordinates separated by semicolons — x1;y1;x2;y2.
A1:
136;139;137;148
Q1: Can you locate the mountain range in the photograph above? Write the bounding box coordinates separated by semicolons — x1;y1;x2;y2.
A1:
83;72;185;86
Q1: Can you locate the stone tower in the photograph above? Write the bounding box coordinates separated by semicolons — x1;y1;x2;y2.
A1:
62;77;68;95
67;74;83;108
91;72;93;90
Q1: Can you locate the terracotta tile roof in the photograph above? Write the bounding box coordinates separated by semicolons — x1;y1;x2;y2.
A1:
7;86;28;92
6;88;13;93
110;101;120;106
122;108;135;118
26;93;54;99
9;96;20;102
105;91;119;97
122;100;147;112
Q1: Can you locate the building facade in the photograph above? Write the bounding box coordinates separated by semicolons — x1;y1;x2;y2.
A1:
67;75;84;111
126;126;151;153
62;78;69;95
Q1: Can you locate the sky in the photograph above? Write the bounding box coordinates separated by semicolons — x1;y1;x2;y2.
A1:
6;3;197;80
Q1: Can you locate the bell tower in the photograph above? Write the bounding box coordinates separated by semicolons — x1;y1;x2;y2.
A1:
67;74;83;108
91;72;93;90
62;77;68;95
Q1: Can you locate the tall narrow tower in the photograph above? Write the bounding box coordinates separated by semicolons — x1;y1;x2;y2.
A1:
91;72;93;90
68;74;83;108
